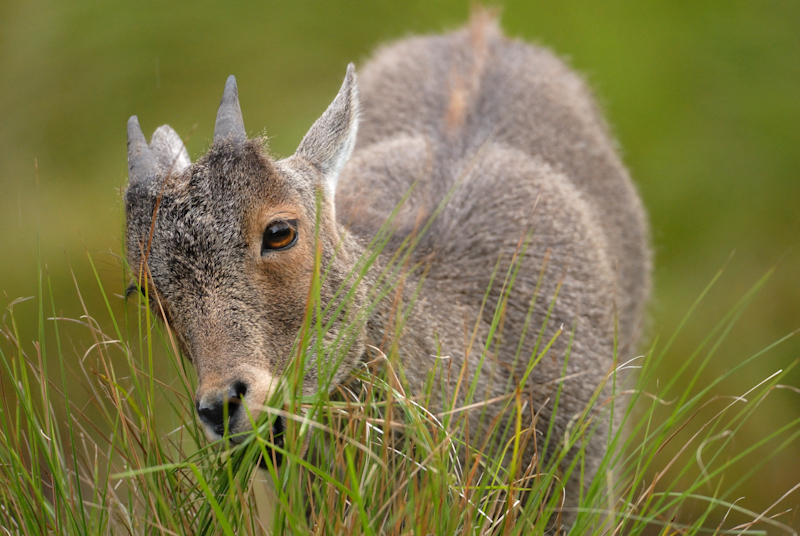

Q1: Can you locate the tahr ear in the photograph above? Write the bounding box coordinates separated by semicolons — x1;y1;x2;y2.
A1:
295;63;359;201
127;118;190;193
150;125;191;175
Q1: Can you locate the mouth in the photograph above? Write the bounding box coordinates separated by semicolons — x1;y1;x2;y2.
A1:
203;412;286;469
257;414;285;469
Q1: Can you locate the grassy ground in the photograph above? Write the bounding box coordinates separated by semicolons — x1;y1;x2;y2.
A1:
1;235;798;534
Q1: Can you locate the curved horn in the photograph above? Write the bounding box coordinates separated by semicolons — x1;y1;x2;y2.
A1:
214;75;246;145
127;116;159;185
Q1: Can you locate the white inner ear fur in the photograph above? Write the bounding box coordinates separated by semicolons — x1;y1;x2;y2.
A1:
324;114;358;204
295;64;360;205
150;124;191;175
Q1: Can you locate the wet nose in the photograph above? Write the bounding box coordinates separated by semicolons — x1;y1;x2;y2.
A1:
195;381;248;437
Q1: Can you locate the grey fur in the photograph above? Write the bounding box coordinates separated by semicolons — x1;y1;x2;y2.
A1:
124;14;650;521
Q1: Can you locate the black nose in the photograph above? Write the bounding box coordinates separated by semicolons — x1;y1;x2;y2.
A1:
196;381;248;437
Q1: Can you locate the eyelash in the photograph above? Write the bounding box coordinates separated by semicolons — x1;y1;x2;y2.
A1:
125;283;170;322
125;283;149;302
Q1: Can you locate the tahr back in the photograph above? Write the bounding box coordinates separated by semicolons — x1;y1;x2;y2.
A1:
338;16;649;346
334;17;650;512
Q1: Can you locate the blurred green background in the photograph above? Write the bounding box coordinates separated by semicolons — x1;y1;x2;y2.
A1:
1;0;799;530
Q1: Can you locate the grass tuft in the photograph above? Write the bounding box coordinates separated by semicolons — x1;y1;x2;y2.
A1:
0;236;798;534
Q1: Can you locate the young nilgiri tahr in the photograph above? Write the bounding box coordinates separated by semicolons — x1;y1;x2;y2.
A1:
124;13;650;520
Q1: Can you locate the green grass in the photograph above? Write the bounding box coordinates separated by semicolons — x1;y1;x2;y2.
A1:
1;226;798;536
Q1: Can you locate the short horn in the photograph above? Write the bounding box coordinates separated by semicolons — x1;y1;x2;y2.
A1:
127;116;159;185
214;75;246;145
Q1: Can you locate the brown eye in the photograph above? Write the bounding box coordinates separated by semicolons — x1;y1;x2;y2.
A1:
262;219;298;253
